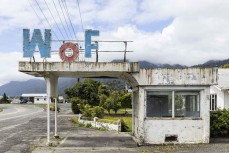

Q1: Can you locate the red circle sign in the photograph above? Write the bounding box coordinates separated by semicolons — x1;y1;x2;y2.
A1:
59;42;79;62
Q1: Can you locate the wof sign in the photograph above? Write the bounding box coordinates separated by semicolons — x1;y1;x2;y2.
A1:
23;29;99;62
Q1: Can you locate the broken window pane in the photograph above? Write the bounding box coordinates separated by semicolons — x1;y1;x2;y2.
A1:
146;91;172;117
175;92;200;117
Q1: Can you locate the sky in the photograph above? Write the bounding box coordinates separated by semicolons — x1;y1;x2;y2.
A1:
0;0;229;86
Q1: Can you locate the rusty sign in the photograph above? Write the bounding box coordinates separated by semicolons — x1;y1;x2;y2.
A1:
59;42;79;63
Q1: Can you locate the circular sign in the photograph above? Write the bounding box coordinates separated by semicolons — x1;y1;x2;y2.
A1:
59;42;79;62
65;48;74;57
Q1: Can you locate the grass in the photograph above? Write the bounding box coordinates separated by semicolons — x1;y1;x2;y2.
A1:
98;117;132;132
70;108;133;132
104;108;132;115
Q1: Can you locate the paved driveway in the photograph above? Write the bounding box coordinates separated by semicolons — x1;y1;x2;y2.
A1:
0;104;46;153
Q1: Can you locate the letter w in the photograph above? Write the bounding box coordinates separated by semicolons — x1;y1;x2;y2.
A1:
23;29;51;58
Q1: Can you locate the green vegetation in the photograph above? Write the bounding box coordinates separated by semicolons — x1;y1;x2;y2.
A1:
222;64;229;68
210;109;229;137
104;108;132;115
50;103;60;112
66;79;133;132
66;79;132;116
65;79;101;106
98;117;132;132
0;93;10;104
71;97;82;114
71;117;107;131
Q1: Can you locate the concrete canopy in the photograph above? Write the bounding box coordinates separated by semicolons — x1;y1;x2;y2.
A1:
19;62;140;87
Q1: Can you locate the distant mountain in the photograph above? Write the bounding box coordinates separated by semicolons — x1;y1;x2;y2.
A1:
112;59;229;68
0;78;125;97
138;61;187;69
2;58;229;96
112;60;188;68
191;59;229;68
0;78;78;97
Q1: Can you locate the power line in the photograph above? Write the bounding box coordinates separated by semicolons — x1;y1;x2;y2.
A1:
34;0;60;40
43;0;65;39
52;0;70;39
57;0;74;40
28;0;46;29
62;0;78;41
75;0;84;32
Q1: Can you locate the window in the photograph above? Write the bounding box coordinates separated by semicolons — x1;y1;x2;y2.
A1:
210;94;217;111
37;98;39;101
44;98;46;101
147;91;200;118
175;92;200;117
146;91;172;117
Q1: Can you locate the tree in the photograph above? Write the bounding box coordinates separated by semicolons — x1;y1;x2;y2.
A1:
70;97;85;114
0;93;9;104
98;85;109;96
99;94;107;107
110;91;122;114
65;79;101;106
119;93;132;113
103;97;112;115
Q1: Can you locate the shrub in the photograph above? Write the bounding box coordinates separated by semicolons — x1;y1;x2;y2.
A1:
71;98;80;114
50;103;60;112
80;104;92;118
120;119;130;132
210;109;229;137
91;106;104;118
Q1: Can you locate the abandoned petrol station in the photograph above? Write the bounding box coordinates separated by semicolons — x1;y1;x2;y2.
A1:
19;29;226;145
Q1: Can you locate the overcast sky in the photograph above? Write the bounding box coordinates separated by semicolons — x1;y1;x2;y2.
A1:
0;0;229;86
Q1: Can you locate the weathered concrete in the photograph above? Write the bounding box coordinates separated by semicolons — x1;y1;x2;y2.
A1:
218;68;229;89
19;61;219;145
133;68;218;85
133;86;210;144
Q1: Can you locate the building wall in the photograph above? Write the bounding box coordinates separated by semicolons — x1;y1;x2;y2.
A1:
210;86;224;109
134;86;210;144
34;96;48;104
223;90;229;108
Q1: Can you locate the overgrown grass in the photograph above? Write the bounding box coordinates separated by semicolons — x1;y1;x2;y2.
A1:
98;117;132;132
104;108;132;115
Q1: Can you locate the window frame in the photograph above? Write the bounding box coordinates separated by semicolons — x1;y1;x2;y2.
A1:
210;94;217;111
145;90;201;119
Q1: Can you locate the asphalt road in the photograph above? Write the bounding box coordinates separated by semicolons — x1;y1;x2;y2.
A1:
0;104;46;153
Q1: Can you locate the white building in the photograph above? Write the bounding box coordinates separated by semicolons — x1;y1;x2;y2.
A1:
210;69;229;111
21;93;48;104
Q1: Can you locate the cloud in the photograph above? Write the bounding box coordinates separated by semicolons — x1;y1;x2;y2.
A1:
0;52;35;86
1;0;229;85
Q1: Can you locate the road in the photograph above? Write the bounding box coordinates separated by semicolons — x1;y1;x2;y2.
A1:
0;104;46;153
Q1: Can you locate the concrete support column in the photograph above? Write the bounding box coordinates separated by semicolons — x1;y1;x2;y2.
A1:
45;74;58;145
133;87;145;145
54;98;59;138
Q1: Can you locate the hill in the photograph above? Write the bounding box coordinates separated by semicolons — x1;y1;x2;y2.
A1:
2;58;229;96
